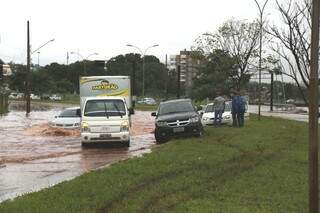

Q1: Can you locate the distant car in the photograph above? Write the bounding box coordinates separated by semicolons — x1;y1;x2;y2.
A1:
49;94;62;101
30;94;40;100
49;107;81;129
286;99;295;104
201;102;233;126
151;99;203;143
9;92;24;99
138;97;156;105
41;94;51;100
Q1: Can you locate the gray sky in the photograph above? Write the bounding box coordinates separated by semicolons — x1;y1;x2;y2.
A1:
0;0;275;65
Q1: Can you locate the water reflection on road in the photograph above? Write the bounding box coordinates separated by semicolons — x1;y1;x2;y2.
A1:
0;105;155;202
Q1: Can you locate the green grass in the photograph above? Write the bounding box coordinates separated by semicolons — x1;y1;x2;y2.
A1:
135;103;158;111
0;115;311;212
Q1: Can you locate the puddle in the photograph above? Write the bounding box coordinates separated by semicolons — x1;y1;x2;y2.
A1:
0;104;156;202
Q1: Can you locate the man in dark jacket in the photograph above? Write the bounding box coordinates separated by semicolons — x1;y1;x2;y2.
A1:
231;90;246;127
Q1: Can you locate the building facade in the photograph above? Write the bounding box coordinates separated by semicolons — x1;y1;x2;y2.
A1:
169;50;201;97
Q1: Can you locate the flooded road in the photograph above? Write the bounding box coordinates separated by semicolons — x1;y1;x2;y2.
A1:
0;103;155;202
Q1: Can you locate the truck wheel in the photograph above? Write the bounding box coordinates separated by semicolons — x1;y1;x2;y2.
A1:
81;142;89;148
124;141;130;147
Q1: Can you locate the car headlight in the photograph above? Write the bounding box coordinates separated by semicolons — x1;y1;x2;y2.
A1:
49;121;55;127
202;117;209;121
74;123;80;127
223;115;231;119
81;122;90;132
156;121;167;127
190;116;199;123
120;121;129;132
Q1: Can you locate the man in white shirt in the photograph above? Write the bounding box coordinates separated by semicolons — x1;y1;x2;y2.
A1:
213;91;225;126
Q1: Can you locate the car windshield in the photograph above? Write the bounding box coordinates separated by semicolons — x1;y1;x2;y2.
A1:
59;109;80;117
158;101;195;115
205;102;231;113
84;99;126;117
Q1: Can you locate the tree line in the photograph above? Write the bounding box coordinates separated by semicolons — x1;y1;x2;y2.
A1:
7;53;178;98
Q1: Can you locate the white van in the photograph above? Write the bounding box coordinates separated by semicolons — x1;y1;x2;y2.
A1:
81;96;130;146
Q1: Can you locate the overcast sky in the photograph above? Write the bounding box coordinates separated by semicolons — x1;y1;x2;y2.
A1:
0;0;277;65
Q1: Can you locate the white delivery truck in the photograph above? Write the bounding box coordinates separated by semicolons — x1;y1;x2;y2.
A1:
79;76;132;147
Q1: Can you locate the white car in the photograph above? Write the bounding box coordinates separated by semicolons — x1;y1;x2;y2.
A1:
30;94;41;100
9;92;24;99
137;97;156;105
49;94;62;101
201;102;233;126
49;107;81;129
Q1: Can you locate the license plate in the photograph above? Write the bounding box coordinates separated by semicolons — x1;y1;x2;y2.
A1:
100;134;111;138
173;127;184;133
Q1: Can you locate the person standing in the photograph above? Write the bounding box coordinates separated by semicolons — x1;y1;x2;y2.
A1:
213;92;225;126
232;90;246;127
231;91;237;126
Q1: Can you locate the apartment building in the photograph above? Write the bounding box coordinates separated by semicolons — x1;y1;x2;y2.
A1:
169;50;201;97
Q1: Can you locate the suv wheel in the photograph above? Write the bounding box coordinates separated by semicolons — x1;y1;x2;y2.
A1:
155;130;168;144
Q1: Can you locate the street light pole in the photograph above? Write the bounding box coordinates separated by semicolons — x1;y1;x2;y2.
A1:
70;52;98;75
126;44;159;98
37;52;40;67
31;39;55;54
254;0;269;120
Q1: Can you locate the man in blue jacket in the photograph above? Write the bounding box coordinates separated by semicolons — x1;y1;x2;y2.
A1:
232;90;246;127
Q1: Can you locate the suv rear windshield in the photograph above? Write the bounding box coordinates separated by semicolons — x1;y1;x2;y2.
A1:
84;100;126;117
159;101;195;115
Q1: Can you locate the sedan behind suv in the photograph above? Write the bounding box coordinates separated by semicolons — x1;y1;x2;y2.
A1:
49;107;81;129
151;99;203;143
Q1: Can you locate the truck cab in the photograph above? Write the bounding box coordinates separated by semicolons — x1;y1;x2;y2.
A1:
81;96;130;146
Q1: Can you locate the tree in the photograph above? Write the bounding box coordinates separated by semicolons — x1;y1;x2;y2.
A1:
106;54;171;97
194;19;260;90
268;0;311;104
8;63;27;93
191;49;238;101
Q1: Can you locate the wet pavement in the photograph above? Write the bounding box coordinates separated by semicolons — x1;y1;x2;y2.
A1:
0;102;155;202
249;105;311;123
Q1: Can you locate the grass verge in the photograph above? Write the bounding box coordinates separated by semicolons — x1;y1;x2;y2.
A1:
0;115;310;212
134;103;158;111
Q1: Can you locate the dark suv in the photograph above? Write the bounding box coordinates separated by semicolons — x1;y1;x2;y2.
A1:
151;99;203;143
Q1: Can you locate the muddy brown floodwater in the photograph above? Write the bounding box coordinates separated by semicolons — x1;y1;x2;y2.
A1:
0;104;155;202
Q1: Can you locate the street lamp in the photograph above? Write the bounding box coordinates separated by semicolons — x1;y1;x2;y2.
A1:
126;44;159;98
30;39;55;68
25;24;55;114
70;52;99;75
254;0;269;120
31;38;55;55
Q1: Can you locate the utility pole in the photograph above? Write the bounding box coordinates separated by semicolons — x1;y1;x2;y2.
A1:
177;65;181;99
309;0;319;211
270;71;274;111
26;21;31;114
